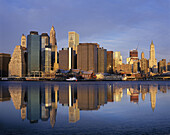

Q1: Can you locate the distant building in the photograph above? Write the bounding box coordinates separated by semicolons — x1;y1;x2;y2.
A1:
113;51;122;72
41;33;50;72
140;52;148;74
97;47;107;73
158;59;166;73
21;34;26;48
68;32;79;54
0;53;11;77
77;43;98;73
45;46;52;72
149;41;157;72
107;51;113;73
9;45;26;77
27;31;41;76
116;63;132;74
59;47;76;70
50;26;58;71
167;62;170;71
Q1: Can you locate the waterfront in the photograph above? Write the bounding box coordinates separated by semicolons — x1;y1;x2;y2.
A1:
0;81;170;135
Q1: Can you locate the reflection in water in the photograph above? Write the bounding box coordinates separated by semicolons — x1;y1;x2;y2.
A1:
1;82;169;128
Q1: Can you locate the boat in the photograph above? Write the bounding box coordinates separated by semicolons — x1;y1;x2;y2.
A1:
66;77;77;81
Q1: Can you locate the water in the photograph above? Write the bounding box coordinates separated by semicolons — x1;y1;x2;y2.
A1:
0;81;170;135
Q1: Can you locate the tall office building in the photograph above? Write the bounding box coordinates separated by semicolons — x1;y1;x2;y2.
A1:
149;41;157;72
21;34;26;48
45;46;52;72
9;45;26;77
158;59;166;73
59;47;76;70
107;51;113;73
77;43;98;73
41;33;50;72
114;51;122;67
140;52;148;74
27;31;41;76
50;26;58;71
97;47;107;73
0;53;11;77
68;32;79;54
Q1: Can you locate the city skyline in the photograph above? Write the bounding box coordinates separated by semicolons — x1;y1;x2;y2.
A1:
0;0;170;63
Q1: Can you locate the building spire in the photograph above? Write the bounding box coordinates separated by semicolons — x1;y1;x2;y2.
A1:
151;40;154;45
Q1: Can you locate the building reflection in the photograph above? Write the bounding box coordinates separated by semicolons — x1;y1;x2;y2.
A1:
1;82;168;127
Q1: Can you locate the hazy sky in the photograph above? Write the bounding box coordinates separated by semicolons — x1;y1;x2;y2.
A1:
0;0;170;62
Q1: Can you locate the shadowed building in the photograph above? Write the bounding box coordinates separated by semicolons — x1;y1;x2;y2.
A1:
59;48;76;70
107;51;113;73
0;53;11;77
68;32;79;54
27;31;41;76
158;59;166;73
77;43;98;73
9;45;26;77
167;62;170;71
97;47;107;73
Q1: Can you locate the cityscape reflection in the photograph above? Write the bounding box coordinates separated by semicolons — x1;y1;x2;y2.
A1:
0;82;169;128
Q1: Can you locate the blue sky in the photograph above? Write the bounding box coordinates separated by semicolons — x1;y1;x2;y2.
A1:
0;0;169;62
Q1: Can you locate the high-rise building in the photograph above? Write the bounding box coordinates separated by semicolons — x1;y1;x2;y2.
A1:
0;53;11;77
45;46;51;72
68;32;79;54
114;51;122;69
41;33;50;72
149;41;157;72
50;26;58;71
9;45;26;77
77;43;98;73
59;47;76;70
107;51;113;73
167;62;170;71
21;34;26;48
140;52;148;74
158;59;166;73
97;47;107;73
27;31;41;76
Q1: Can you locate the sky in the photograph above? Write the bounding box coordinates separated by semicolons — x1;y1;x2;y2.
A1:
0;0;170;63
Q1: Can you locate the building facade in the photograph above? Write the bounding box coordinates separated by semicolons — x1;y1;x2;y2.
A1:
107;51;113;73
27;31;41;76
77;43;98;73
9;45;26;77
68;32;79;54
0;53;11;77
158;59;166;73
21;34;26;48
97;47;107;73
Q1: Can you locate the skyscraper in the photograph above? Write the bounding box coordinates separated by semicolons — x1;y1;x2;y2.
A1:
0;53;11;77
97;47;107;73
27;31;41;76
77;43;98;73
149;41;157;72
158;59;166;73
68;32;79;54
41;33;50;72
50;26;58;71
9;45;26;77
59;47;76;70
21;34;26;48
140;52;148;74
107;51;113;73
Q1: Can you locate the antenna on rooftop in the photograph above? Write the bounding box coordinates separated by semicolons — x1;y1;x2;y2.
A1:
136;42;139;50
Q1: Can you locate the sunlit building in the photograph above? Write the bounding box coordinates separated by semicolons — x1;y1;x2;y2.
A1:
140;52;148;74
97;47;107;73
68;31;79;54
77;43;98;73
149;41;157;72
21;34;26;48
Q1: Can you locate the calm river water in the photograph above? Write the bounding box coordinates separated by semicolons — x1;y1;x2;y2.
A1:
0;81;170;135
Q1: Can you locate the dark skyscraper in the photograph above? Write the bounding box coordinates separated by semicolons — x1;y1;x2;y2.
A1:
27;31;41;76
107;51;113;73
98;47;107;73
0;53;11;77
